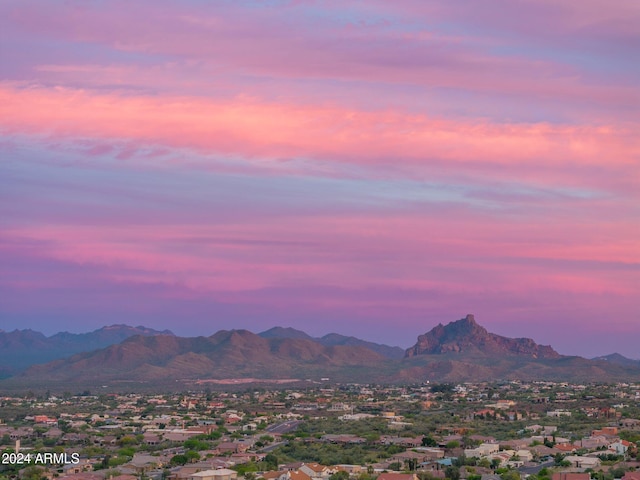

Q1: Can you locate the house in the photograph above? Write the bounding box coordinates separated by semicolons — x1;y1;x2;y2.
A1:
414;448;446;460
592;427;618;436
164;430;201;442
547;410;571;418
380;436;423;447
111;475;138;480
170;460;235;480
57;474;103;480
299;463;331;479
334;465;364;474
392;450;442;465
127;453;162;473
500;439;530;450
217;442;248;454
34;415;57;425
287;471;312;480
230;452;265;464
609;440;633;455
554;443;577;453
189;469;238;480
514;450;533;462
377;474;419;480
619;419;640;429
529;445;556;458
143;433;162;445
464;443;499;458
43;427;63;439
551;474;590;480
60;459;95;476
321;434;366;444
579;435;608;449
563;456;601;470
261;472;289;480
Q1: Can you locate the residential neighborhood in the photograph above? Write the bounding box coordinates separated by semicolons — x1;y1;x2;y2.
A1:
1;382;640;480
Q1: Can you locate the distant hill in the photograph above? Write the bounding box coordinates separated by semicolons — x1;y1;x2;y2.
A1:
12;330;388;388
592;353;640;367
258;327;405;359
258;327;315;341
3;316;640;389
0;325;174;376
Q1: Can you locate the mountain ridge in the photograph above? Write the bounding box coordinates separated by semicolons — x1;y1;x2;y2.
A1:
258;327;405;359
592;352;640;367
2;316;640;388
0;325;174;377
17;329;388;385
405;314;560;359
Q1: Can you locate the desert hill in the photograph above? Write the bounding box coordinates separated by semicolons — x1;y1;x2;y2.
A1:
3;316;640;389
0;325;173;377
259;327;405;359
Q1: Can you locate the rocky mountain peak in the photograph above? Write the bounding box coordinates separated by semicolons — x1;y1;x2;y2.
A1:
405;315;560;359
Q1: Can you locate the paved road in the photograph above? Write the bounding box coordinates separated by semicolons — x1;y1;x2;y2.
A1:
259;441;287;453
266;420;302;434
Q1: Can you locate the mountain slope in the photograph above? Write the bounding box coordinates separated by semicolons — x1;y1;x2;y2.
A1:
4;316;640;389
592;353;640;367
258;327;404;359
16;330;388;386
258;327;315;341
397;315;637;383
318;333;405;359
0;325;174;375
405;314;560;359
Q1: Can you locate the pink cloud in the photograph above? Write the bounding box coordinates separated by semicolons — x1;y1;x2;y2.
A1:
1;83;638;196
3;1;638;114
372;0;640;51
3;201;637;299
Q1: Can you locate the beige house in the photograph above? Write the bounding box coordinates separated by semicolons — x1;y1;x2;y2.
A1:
190;469;238;480
563;456;601;470
299;463;332;479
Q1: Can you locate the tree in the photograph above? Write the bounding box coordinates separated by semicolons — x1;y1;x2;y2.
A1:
445;466;460;480
185;450;200;463
265;453;279;470
500;470;520;480
330;472;350;480
422;436;437;447
22;466;45;480
100;455;111;470
170;454;188;466
405;459;418;471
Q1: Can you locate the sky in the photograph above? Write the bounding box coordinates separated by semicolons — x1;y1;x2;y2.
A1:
1;0;639;359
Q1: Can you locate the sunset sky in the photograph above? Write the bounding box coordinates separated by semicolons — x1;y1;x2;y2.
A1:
1;0;639;358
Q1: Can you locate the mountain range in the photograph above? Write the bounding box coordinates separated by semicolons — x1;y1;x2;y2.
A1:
0;325;173;377
258;327;405;359
1;315;639;389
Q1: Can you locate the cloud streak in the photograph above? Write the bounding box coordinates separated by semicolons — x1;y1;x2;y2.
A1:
1;84;638;194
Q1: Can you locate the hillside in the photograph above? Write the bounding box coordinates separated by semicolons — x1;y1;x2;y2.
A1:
0;325;174;376
4;316;640;390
